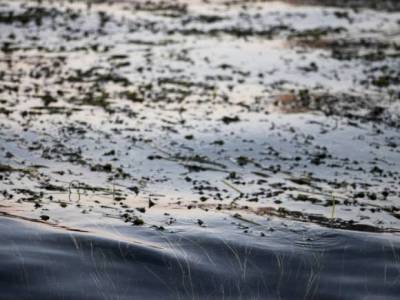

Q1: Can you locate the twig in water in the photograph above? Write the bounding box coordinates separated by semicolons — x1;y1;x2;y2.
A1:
232;213;261;226
223;180;243;195
112;176;115;201
68;180;81;202
331;192;336;220
222;180;244;206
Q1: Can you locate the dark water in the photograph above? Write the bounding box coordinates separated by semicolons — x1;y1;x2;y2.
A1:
1;217;399;300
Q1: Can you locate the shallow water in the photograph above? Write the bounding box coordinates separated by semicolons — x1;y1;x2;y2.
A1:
1;0;400;298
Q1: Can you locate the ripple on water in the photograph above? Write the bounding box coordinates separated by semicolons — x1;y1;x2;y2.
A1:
1;217;400;300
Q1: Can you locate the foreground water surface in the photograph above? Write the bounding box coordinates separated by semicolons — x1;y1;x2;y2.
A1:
1;216;400;300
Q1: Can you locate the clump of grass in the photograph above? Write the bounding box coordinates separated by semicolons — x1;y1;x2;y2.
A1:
132;217;144;226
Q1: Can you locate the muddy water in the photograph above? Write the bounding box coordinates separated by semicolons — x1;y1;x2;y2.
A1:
0;0;400;298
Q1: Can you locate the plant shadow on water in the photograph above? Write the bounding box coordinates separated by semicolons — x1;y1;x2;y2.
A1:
0;0;400;298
